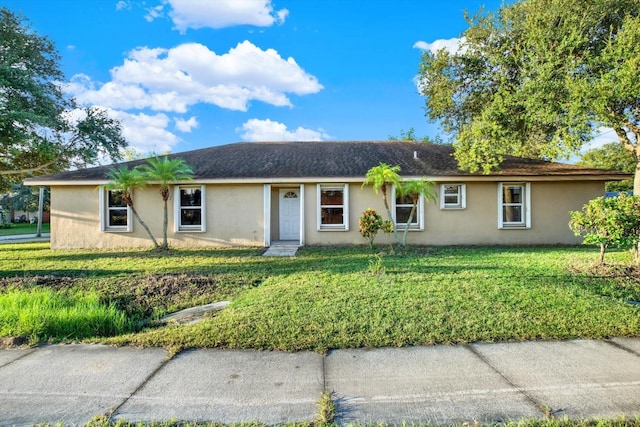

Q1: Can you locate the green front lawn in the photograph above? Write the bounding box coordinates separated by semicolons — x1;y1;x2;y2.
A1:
0;222;50;236
0;243;639;351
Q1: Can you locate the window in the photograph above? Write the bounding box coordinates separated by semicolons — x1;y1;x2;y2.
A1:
174;185;206;232
440;184;466;209
317;184;349;230
100;189;131;232
498;183;531;229
392;186;424;230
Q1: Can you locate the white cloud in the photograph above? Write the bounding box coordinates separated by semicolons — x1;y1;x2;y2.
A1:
145;5;165;23
238;118;330;142
413;37;467;55
110;110;180;153
412;37;468;94
60;108;88;126
68;41;322;113
115;1;130;11
174;116;198;132
276;8;289;24
165;0;289;32
60;107;179;160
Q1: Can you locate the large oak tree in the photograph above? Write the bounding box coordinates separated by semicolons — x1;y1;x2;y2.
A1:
0;7;127;191
579;142;635;192
418;0;640;191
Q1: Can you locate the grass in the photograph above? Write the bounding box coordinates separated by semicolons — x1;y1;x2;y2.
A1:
0;288;134;343
316;391;336;424
0;221;50;236
0;243;639;350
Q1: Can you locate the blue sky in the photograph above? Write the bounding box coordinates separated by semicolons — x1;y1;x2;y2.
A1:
5;0;509;156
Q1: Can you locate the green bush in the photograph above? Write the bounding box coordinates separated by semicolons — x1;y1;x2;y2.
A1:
0;288;135;342
359;208;383;247
569;194;640;264
358;208;392;248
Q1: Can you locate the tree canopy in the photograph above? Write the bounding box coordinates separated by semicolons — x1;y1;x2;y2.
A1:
418;0;640;191
0;183;49;214
105;166;160;249
0;7;127;191
362;163;402;245
579;142;635;192
388;128;436;144
137;156;194;250
396;179;437;247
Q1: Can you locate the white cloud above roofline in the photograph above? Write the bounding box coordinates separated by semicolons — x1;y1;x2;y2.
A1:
174;116;198;133
145;0;289;32
237;118;331;142
94;108;180;155
67;41;322;113
58;107;179;162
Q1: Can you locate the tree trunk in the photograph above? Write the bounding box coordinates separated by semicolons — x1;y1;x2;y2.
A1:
599;243;607;265
161;198;168;250
635;159;640;195
36;186;44;237
130;204;159;249
615;127;640;195
402;203;417;248
381;185;400;245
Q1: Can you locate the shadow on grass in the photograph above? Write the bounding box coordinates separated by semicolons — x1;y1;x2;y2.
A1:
0;269;136;280
26;247;265;262
0;244;621;286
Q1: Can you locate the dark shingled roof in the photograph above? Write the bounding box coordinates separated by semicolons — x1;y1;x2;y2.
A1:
29;141;629;182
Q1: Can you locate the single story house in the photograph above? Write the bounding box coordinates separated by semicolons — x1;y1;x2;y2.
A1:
25;141;630;249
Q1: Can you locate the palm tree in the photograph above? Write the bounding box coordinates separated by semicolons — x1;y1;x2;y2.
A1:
105;166;160;249
397;179;437;247
137;156;194;250
362;163;402;245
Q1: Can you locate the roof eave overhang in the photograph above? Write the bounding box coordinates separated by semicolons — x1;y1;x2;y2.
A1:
24;173;631;186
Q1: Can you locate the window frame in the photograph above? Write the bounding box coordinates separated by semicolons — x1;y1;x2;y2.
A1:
440;183;466;210
99;188;132;233
316;183;349;231
497;182;531;229
392;185;424;231
174;185;206;233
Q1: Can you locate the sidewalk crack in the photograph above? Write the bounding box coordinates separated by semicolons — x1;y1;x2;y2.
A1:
603;338;640;358
322;352;327;391
0;347;38;369
107;350;175;421
465;344;554;418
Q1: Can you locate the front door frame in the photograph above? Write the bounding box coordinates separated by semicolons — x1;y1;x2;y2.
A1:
279;188;300;241
263;184;305;247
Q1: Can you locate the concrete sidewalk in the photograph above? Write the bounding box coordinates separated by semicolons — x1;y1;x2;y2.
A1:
0;233;50;244
2;339;640;426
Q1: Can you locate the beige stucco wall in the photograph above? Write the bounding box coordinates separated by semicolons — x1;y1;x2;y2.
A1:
303;180;604;246
50;180;604;249
50;184;264;249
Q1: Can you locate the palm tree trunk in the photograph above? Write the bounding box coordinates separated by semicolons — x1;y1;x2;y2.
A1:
402;203;417;247
162;198;168;250
130;205;159;249
381;185;400;246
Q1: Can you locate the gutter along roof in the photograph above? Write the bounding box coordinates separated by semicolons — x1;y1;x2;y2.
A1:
24;141;631;186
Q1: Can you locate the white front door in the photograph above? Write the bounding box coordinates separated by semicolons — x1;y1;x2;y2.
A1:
279;189;300;241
